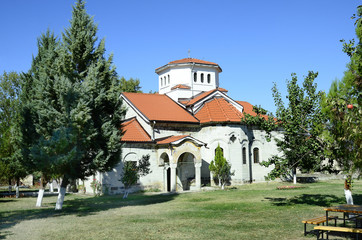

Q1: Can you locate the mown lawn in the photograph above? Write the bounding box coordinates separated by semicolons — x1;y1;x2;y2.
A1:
1;180;361;240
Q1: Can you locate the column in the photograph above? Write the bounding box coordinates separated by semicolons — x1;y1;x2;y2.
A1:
170;163;177;192
195;162;202;190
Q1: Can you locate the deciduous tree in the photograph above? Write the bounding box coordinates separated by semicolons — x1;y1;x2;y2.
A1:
261;72;326;184
120;154;151;198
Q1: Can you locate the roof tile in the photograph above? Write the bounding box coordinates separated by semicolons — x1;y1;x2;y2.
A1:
195;98;243;123
120;118;152;142
123;92;199;123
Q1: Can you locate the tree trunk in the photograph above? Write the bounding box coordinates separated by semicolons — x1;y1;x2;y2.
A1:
123;189;129;199
293;168;297;184
36;176;46;207
55;177;69;210
8;178;12;193
49;181;54;193
15;178;20;198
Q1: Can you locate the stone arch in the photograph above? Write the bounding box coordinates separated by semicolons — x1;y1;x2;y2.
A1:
172;141;201;164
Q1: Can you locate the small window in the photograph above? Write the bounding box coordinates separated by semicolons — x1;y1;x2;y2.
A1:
164;77;166;86
242;147;246;164
253;148;259;164
201;73;204;83
207;74;211;83
194;72;197;82
160;77;162;86
168;75;170;84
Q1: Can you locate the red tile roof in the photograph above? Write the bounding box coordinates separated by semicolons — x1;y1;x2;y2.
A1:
171;84;191;90
168;58;218;66
236;101;257;117
122;92;199;123
120;118;152;142
195;98;243;123
155;135;189;145
180;88;228;106
156;58;222;72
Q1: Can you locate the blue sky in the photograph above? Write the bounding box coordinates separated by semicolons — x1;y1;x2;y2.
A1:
1;0;360;113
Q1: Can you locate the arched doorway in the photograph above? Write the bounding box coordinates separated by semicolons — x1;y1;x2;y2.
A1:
159;152;170;192
177;152;196;191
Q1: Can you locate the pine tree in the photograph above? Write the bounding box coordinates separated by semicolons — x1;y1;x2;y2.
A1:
21;0;125;210
0;71;27;197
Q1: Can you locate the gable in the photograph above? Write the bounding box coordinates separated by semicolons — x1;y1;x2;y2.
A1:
122;92;199;124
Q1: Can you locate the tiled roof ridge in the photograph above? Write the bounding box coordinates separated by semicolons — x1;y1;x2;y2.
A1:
168;58;218;66
184;88;227;106
216;98;230;121
229;100;244;118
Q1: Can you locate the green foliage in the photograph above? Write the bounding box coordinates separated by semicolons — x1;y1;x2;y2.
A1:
90;178;101;196
323;6;362;174
120;154;151;189
119;77;142;93
262;72;326;180
240;105;277;141
0;71;27;183
209;144;234;189
20;0;126;190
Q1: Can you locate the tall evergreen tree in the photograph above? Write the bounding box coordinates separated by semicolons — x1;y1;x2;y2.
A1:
0;71;27;197
21;0;125;210
21;30;62;206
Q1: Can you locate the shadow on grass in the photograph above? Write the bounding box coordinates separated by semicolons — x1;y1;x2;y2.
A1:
0;192;177;239
266;194;345;207
266;194;362;207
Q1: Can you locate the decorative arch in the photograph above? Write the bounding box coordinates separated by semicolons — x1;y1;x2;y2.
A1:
172;140;201;164
123;152;138;162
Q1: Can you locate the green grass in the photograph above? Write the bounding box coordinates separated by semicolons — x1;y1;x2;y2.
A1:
1;180;360;240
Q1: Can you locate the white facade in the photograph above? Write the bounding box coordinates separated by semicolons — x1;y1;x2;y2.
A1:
84;58;281;195
156;60;221;101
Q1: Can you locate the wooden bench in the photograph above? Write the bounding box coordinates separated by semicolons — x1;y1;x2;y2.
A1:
314;225;362;240
302;216;337;236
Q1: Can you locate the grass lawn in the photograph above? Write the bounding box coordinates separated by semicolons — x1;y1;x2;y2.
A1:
1;179;361;240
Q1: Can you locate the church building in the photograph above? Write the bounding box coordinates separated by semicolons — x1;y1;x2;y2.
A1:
84;58;281;194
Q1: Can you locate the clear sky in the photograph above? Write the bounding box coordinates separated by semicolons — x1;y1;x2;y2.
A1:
1;0;360;113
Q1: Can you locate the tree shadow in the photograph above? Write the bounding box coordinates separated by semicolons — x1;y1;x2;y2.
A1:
265;194;345;207
0;192;178;239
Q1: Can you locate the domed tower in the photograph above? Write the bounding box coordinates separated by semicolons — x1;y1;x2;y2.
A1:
155;58;222;102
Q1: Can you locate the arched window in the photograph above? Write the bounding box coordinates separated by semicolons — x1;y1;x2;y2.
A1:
201;73;204;83
207;74;211;83
164;77;166;86
168;75;170;84
253;148;259;164
242;147;246;164
214;147;224;156
194;72;197;82
160;77;163;86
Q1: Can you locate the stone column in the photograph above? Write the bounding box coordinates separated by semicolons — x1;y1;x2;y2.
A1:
170;163;177;192
195;162;202;190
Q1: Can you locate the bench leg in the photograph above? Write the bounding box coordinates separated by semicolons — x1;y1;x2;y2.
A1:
304;223;307;236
